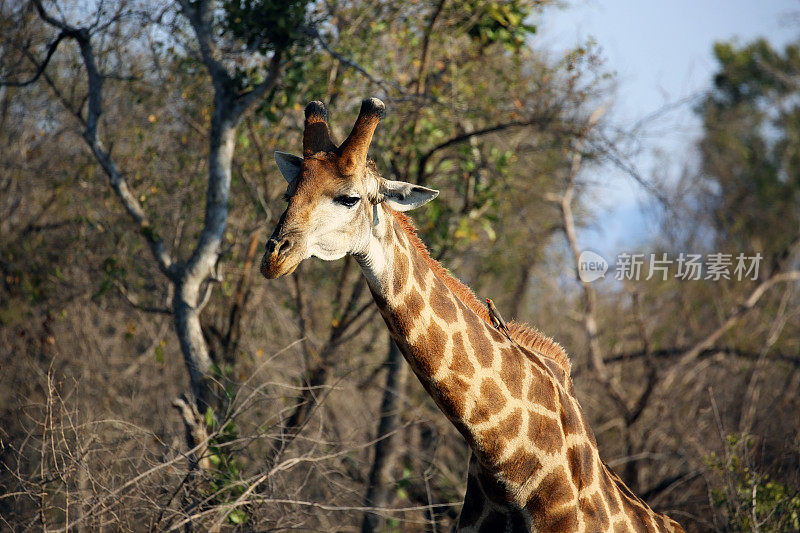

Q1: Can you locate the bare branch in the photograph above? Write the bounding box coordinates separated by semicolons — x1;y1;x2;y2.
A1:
220;232;262;362
416;115;561;185
412;0;447;96
336;307;379;347
640;472;700;502
36;61;86;124
171;498;460;531
306;25;405;95
598;345;800;367
677;270;800;367
0;31;68;87
647;269;800;393
31;0;175;276
172;395;212;472
32;0;74;31
555;107;626;399
175;0;230;90
233;50;283;115
362;339;409;533
115;281;172;315
588;136;672;209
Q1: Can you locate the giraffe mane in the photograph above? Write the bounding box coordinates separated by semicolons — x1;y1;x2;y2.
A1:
389;209;571;375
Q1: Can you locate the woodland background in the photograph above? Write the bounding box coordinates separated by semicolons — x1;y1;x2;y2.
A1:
1;0;800;531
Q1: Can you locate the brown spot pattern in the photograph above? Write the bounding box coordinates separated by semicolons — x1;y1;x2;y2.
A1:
468;326;495;368
602;473;622;515
632;506;657;533
395;290;423;337
496;407;523;436
498;446;542;485
581;410;599;447
566;446;580;486
615;521;633;533
566;443;595;490
559;393;584;436
499;349;524;398
544;358;568;385
469;378;506;425
449;333;475;379
480;408;523;462
527;379;558;413
411;250;428;287
416;322;446;377
453;330;468;352
525;466;576;529
580;492;611;531
430;292;458;322
436;373;470;419
528;411;563;455
541;508;579;533
392;252;408;296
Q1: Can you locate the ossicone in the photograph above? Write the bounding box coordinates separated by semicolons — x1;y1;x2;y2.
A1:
303;100;336;156
337;97;386;176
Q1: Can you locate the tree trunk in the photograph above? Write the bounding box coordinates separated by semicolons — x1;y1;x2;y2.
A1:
174;276;217;411
362;339;409;533
174;108;237;412
507;262;533;319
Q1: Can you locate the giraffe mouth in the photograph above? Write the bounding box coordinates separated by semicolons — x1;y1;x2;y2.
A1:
260;251;301;279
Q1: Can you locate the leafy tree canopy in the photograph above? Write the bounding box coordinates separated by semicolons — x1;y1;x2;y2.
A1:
699;38;800;265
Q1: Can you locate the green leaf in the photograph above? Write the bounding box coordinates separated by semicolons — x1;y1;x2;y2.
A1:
480;218;496;241
228;509;247;524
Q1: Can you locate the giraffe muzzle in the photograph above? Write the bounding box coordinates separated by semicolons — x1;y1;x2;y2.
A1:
260;235;300;279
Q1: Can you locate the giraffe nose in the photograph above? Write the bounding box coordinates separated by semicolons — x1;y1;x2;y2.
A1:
266;236;294;259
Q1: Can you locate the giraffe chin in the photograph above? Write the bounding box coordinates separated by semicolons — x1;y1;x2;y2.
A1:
259;254;301;279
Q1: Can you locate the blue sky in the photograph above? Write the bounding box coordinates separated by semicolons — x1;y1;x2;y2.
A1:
535;0;800;257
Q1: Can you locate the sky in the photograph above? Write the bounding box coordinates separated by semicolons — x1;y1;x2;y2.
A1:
535;0;800;257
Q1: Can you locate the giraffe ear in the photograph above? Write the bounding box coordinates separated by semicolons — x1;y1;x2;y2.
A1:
274;151;303;184
378;179;439;212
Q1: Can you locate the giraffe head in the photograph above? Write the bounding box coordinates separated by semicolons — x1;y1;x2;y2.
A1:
260;98;439;279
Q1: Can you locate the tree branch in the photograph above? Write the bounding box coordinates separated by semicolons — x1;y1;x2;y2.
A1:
627;292;658;426
551;105;632;415
306;26;404;95
175;0;230;91
413;0;447;97
115;281;172;315
416;116;559;185
362;339;409;533
31;0;175;276
597;346;800;367
172;394;212;472
0;31;68;87
233;49;283;115
668;270;800;377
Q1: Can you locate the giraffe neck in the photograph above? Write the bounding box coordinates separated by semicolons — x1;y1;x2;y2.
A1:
355;206;579;500
354;206;683;532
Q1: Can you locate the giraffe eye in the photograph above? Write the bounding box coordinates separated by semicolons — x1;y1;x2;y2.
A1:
334;195;360;208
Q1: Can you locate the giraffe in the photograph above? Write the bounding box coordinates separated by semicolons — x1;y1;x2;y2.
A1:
260;98;684;532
